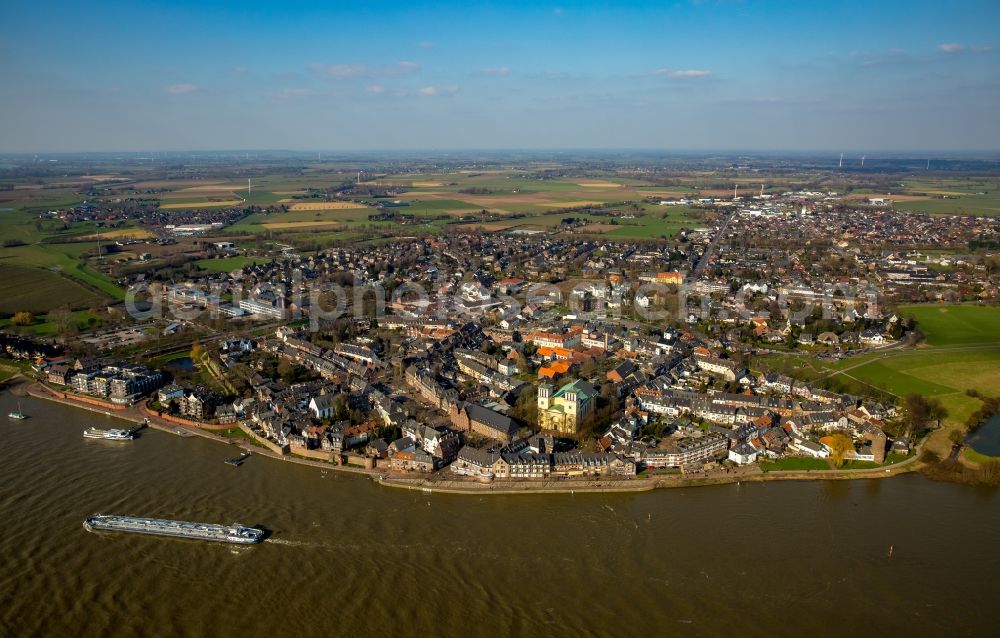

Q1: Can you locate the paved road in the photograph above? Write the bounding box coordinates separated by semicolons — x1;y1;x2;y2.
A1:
690;210;735;280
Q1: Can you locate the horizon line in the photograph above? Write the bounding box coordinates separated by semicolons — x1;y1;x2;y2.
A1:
3;148;1000;158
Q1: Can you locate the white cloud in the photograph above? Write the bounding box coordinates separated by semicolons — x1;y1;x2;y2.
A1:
481;67;511;76
365;84;386;95
417;41;435;49
417;85;458;96
311;61;420;78
972;45;993;53
165;83;198;94
938;43;964;54
652;68;712;79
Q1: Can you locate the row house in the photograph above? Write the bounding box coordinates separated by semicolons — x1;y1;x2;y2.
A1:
389;449;435;473
640;434;728;469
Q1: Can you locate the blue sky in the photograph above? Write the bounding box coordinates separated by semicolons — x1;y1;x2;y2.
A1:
1;0;998;152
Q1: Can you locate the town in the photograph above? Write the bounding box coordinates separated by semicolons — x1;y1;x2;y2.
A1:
6;158;998;488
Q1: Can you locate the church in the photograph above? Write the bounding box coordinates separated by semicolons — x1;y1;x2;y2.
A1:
537;379;597;435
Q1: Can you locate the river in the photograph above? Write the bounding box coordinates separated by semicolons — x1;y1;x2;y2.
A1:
966;412;1000;457
1;389;997;637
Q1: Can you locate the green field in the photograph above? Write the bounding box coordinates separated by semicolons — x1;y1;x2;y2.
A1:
2;243;124;299
893;178;1000;216
0;309;102;335
0;264;105;315
604;207;702;239
837;347;1000;433
195;256;262;272
896;304;1000;345
895;195;1000;216
0;204;127;300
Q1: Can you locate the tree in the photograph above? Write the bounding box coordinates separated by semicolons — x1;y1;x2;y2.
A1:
48;307;75;335
277;357;294;383
333;394;349;420
902;394;947;437
11;311;33;326
948;428;965;446
826;433;854;467
190;341;205;362
510;388;538;426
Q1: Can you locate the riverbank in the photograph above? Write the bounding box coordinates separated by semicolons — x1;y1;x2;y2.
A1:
23;380;380;477
20;379;925;496
376;453;921;495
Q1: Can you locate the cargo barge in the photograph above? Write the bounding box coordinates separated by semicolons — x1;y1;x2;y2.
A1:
84;515;265;544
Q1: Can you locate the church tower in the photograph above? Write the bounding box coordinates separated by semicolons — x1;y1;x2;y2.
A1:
538;383;552;411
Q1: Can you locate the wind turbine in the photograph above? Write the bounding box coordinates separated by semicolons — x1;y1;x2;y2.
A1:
839;153;844;169
861;156;865;168
733;184;739;199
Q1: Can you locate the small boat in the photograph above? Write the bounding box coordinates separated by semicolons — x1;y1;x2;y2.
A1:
225;450;252;467
7;402;27;420
83;427;134;441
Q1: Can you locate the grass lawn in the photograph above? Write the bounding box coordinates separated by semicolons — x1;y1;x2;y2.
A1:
884;452;911;465
219;427;251;440
0;309;101;335
604;207;702;239
840;358;960;398
962;448;1000;464
896;304;1000;345
760;457;832;472
195;256;262;272
840;460;881;470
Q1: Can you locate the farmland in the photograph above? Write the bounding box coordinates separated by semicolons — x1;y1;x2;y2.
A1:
285;202;368;211
0;264;104;315
3;160;999;331
884;177;1000;216
159;199;243;209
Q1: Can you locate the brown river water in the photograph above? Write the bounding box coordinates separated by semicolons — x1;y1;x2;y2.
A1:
1;390;997;637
